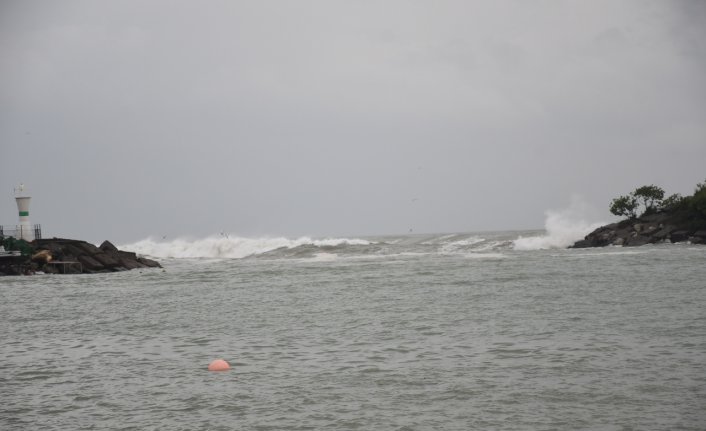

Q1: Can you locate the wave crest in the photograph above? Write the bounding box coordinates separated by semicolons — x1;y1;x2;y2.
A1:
120;236;371;259
513;197;605;251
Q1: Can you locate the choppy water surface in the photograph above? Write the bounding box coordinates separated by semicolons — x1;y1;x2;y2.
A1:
2;232;705;430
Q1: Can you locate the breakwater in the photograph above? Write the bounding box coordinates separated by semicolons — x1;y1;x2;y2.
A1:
0;238;160;275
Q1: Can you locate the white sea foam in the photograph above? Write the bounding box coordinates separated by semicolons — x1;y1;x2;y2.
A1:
513;197;605;251
460;252;507;259
305;252;339;262
120;236;371;259
439;236;486;254
446;237;486;248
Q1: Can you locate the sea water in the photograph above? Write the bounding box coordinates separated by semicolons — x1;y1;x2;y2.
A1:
1;231;705;430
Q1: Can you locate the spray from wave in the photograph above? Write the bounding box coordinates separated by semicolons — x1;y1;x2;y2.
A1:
513;197;605;251
120;236;371;259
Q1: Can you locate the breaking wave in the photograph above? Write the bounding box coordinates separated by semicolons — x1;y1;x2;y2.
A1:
513;198;605;251
120;227;586;261
120;236;371;259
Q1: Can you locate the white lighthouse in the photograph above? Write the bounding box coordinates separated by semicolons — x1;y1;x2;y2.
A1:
15;184;33;241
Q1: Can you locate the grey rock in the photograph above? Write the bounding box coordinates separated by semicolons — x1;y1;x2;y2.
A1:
22;238;161;275
120;257;146;270
652;225;676;240
692;230;706;239
138;257;161;268
78;254;104;271
99;240;119;253
92;252;121;269
670;231;690;243
571;239;592;248
625;235;651;247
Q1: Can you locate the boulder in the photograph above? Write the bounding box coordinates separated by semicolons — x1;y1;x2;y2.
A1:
99;240;119;253
625;235;651;247
138;257;161;268
571;239;592;248
614;227;632;240
77;254;104;271
670;231;690;243
120;257;146;270
64;244;88;258
92;252;121;269
118;250;138;260
652;225;676;240
640;213;667;223
692;230;706;240
75;241;101;255
114;250;146;268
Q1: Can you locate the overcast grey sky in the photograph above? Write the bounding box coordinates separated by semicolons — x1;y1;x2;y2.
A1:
1;0;705;243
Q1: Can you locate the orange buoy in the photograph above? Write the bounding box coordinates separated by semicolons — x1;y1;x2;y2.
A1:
208;359;231;371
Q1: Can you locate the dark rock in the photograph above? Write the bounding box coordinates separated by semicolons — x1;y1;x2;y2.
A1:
640;213;667;223
571;207;706;248
118;250;138;260
614;228;632;240
652;225;676;240
64;244;88;258
36;238;160;274
78;254;104;271
42;242;65;257
92;252;121;269
75;241;101;255
643;224;658;234
571;239;593;248
120;257;146;270
625;235;651;247
670;231;690;243
99;240;119;253
692;230;706;239
113;249;148;269
616;220;632;229
138;257;161;268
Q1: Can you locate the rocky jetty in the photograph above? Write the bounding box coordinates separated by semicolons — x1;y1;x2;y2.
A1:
572;210;706;248
0;238;160;275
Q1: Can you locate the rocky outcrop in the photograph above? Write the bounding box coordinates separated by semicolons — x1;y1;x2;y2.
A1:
572;210;706;248
1;238;162;275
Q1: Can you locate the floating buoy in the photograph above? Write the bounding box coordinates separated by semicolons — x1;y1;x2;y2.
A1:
208;359;230;371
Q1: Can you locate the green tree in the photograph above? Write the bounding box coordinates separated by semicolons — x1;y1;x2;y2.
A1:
692;179;706;216
660;193;685;211
633;184;665;213
610;195;638;219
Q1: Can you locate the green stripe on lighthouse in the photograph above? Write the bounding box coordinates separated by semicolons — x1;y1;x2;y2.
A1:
19;211;29;216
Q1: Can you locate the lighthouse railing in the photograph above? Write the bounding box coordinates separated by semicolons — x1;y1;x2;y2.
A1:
0;224;42;240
